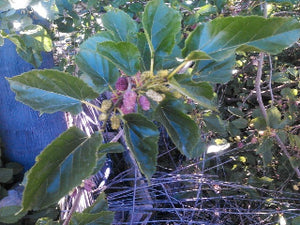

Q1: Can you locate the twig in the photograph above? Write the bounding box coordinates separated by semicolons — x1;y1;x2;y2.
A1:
62;187;84;225
268;55;274;106
130;166;138;225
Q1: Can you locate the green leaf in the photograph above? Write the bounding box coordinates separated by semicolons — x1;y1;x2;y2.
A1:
256;138;273;167
169;73;216;110
102;9;138;42
193;55;235;83
137;32;151;71
266;106;282;129
123;113;159;180
0;206;26;224
203;113;227;137
97;41;140;76
289;157;300;169
142;0;182;54
70;211;114;225
83;193;109;214
0;168;13;183
76;32;119;93
98;142;125;154
35;217;60;225
155;98;200;158
292;216;300;225
184;50;212;61
21;127;103;211
231;118;248;129
7;69;99;114
228;106;244;117
183;16;300;60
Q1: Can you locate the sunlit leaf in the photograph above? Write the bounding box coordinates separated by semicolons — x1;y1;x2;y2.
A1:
70;212;114;225
184;50;212;61
21;128;103;211
155;98;200;158
76;32;119;93
169;73;216;109
123;113;159;180
142;0;181;54
7;69;99;114
267;106;282;129
183;16;300;60
97;41;140;76
102;9;138;42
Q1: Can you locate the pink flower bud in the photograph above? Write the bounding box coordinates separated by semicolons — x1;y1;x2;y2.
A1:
115;77;128;91
121;90;137;114
139;95;150;111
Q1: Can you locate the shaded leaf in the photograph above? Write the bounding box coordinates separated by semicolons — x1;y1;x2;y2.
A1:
292;216;300;225
193;55;235;83
142;0;182;54
35;217;60;225
169;73;216;109
102;9;138;42
98;142;125;154
183;16;300;60
0;168;13;183
228;106;244;117
123;113;159;180
267;106;282;129
70;211;114;225
97;41;140;76
0;206;26;223
155;98;200;158
21;127;102;211
203;113;227;137
76;32;119;93
231;118;248;129
7;69;99;114
256;138;273;167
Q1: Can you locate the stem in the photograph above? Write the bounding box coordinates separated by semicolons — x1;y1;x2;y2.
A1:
81;100;103;112
167;61;189;80
144;31;155;75
62;187;84;225
268;55;274;106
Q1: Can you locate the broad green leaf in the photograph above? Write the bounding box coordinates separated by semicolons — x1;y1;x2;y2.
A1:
183;16;300;60
184;50;212;61
7;69;99;114
292;216;300;225
203;113;228;137
76;32;119;93
256;138;273;167
193;55;235;83
97;41;140;76
289;134;300;150
289;157;300;169
169;73;216;109
0;206;26;223
251;117;267;130
155;98;200;158
142;0;182;54
154;44;181;70
189;139;206;158
83;193;109;214
231;118;248;129
137;32;151;71
70;211;114;225
0;168;13;183
267;106;282;129
102;9;138;42
21;127;103;211
99;142;125;154
123;113;159;180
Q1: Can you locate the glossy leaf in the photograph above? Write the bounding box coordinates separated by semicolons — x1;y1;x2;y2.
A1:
169;73;216;110
102;9;138;42
142;0;182;54
7;69;99;114
70;211;114;225
183;16;300;60
155;98;200;158
193;55;235;83
21;127;103;211
97;41;140;76
123;113;159;180
76;32;119;93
